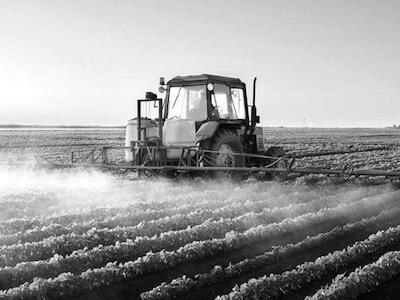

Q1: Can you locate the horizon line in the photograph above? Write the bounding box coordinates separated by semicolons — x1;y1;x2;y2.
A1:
0;124;398;129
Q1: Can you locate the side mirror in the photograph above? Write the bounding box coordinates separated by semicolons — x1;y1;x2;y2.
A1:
255;115;260;123
146;92;157;100
160;77;165;86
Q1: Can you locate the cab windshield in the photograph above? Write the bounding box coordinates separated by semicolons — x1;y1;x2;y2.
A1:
167;85;207;121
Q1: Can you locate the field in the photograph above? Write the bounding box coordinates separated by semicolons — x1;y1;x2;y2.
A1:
1;127;400;299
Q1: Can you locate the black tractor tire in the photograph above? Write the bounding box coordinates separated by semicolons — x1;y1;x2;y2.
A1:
206;129;245;180
264;146;288;182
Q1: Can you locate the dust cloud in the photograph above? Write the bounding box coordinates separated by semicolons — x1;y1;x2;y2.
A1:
0;159;397;222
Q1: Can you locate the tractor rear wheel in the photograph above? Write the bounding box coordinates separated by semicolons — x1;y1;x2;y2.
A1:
264;146;288;182
206;129;244;180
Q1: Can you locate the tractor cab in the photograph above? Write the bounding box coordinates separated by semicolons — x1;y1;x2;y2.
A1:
160;75;252;158
163;74;249;128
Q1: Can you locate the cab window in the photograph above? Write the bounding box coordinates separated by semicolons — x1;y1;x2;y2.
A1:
230;88;246;119
211;84;238;119
168;85;207;121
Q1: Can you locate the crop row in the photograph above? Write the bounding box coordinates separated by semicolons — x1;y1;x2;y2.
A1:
140;207;400;299
0;187;369;266
0;205;260;267
0;202;252;247
0;192;257;237
0;180;386;236
0;193;300;247
307;251;400;300
0;184;385;247
216;224;400;299
0;217;252;289
300;152;400;172
0;185;285;236
0;195;339;288
0;190;397;296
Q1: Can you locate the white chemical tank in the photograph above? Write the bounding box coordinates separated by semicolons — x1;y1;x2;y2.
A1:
163;119;196;159
125;118;159;162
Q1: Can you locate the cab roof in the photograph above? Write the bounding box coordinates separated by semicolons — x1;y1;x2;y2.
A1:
167;74;245;87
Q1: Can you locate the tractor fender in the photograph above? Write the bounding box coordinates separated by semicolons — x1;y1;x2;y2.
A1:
195;121;220;143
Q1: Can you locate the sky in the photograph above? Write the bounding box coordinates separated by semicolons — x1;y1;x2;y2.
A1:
0;0;399;127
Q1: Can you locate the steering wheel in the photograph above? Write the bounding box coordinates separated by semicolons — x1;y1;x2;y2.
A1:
168;116;179;120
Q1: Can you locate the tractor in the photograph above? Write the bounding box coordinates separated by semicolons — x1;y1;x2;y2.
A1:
124;74;287;180
35;74;400;181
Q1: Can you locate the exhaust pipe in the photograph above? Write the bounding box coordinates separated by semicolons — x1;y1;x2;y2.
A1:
251;77;259;127
253;77;257;107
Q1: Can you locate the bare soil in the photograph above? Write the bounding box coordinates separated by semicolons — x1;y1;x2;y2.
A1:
358;275;400;300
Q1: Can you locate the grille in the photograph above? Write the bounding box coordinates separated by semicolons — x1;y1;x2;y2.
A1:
256;135;265;151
